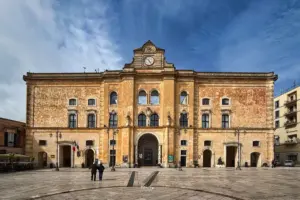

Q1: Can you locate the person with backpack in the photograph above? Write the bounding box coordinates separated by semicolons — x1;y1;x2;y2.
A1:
98;163;105;181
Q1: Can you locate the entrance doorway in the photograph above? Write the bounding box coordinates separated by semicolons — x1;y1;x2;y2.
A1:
60;145;71;167
203;150;212;167
85;149;94;168
250;152;260;167
38;152;47;168
226;146;237;167
180;150;187;167
138;134;158;166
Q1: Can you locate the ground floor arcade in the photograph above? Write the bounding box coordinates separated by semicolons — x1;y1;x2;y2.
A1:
25;128;273;168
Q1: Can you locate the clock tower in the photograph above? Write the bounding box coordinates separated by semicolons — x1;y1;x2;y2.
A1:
123;40;175;71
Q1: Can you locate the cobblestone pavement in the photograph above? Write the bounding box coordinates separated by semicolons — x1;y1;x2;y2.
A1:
0;167;300;200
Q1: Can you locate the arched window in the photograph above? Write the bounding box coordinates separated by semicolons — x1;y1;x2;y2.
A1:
180;91;188;105
109;112;118;128
202;114;209;128
110;92;118;105
87;114;96;128
221;114;229;128
69;114;77;128
150;90;159;105
180;113;188;127
138;90;147;105
202;98;210;105
138;113;146;127
150;113;159;127
222;98;230;105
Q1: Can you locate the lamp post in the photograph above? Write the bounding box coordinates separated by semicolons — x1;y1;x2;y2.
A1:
111;127;119;171
234;127;246;170
50;130;62;171
177;127;187;171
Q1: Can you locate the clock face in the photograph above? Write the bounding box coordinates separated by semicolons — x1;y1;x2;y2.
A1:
144;56;154;66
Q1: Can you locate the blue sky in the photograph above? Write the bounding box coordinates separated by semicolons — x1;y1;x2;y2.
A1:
0;0;300;121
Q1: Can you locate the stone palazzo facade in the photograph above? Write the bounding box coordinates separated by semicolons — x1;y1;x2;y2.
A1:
23;41;277;168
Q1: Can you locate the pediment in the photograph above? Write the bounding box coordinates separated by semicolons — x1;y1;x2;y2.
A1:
123;40;175;71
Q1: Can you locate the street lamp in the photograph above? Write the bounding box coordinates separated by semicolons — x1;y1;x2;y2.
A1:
50;130;62;171
177;127;187;171
111;128;119;171
234;127;246;170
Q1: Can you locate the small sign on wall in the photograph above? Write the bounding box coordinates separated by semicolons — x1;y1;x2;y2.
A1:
51;155;55;158
168;155;173;163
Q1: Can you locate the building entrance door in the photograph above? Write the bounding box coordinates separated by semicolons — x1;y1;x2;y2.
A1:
226;146;237;167
60;145;71;167
144;148;153;166
137;134;158;166
203;150;212;167
85;149;94;168
250;152;260;167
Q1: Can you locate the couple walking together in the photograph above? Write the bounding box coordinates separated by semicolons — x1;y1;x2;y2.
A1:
91;161;105;181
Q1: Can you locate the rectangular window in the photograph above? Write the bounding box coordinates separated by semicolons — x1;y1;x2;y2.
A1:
86;140;94;146
110;150;116;155
181;150;187;156
202;114;209;128
7;133;15;147
109;113;118;128
275;100;279;109
275;111;279;119
204;140;211;146
39;140;47;146
222;98;229;105
181;140;187;146
69;99;77;106
275;120;279;128
110;140;116;145
253;141;260;147
202;98;210;105
88;99;96;106
222;114;229;128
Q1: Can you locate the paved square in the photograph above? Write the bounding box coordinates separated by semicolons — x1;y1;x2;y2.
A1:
1;167;300;200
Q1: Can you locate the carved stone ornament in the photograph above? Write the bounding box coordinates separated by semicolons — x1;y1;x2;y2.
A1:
146;107;152;117
221;108;231;114
201;109;211;114
144;46;156;53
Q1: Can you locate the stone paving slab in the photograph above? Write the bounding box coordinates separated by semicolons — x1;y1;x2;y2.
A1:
0;167;300;200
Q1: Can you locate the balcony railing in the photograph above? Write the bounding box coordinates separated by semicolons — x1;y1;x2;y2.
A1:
285;99;297;106
285;110;297;117
284;138;299;145
284;120;297;128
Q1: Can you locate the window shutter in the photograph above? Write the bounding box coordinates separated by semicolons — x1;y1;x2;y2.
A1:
14;134;18;147
4;132;8;146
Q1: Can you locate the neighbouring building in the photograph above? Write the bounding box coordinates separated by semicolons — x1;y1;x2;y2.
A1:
274;85;300;165
23;41;277;168
0;117;26;155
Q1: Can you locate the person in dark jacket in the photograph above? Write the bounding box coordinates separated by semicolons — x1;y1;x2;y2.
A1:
91;161;97;181
98;163;105;181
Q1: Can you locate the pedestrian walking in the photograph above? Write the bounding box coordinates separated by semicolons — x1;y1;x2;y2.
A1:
98;163;105;181
91;161;97;181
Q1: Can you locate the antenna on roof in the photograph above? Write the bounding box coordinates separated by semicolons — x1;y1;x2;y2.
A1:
83;67;86;73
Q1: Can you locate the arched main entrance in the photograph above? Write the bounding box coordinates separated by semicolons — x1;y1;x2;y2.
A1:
85;149;94;168
250;152;260;167
203;149;212;167
38;152;47;168
137;134;159;166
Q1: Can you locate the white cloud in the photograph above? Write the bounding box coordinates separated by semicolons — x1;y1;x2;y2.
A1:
0;0;123;121
218;0;300;83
